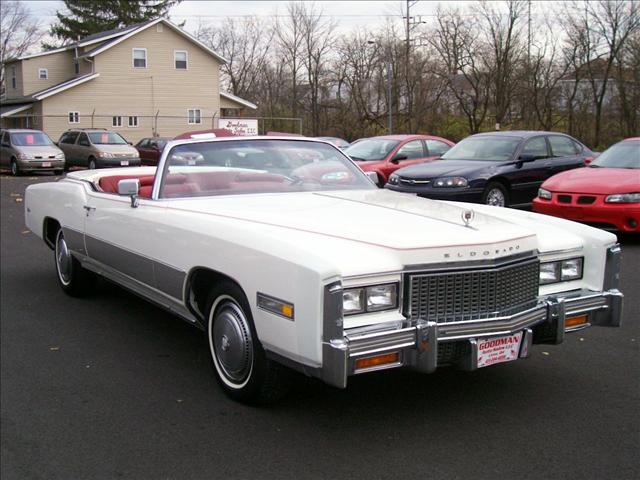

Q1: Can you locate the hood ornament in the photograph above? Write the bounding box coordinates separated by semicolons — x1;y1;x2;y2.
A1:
462;209;475;227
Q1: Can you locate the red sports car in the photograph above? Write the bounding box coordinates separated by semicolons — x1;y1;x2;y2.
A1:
343;134;454;185
533;137;640;232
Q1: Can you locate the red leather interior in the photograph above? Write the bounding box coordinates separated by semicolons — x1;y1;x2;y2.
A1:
97;171;289;198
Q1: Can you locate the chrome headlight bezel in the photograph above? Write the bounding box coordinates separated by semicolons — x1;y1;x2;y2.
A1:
539;257;583;285
343;283;398;315
433;176;468;188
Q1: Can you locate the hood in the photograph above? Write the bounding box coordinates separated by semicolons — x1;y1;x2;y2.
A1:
395;159;496;178
95;145;139;155
542;167;640;194
14;145;63;157
164;189;579;263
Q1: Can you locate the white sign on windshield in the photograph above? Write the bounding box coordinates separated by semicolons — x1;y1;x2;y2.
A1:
221;118;258;136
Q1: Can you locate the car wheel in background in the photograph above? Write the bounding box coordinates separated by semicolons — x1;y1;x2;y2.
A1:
10;159;21;176
206;281;290;404
482;182;509;207
54;227;95;296
88;157;97;170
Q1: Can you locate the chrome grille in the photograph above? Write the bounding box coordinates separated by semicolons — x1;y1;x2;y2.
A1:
408;257;539;323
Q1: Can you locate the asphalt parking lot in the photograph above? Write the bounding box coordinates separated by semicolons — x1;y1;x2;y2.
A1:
1;173;638;480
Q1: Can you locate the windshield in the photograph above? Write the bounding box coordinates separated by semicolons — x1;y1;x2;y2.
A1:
159;139;374;198
89;132;128;145
344;138;400;161
10;132;54;147
441;136;521;161
590;141;640;169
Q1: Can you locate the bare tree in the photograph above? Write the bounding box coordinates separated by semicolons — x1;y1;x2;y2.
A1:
195;17;273;99
429;6;490;133
299;4;336;135
0;1;43;95
275;3;307;120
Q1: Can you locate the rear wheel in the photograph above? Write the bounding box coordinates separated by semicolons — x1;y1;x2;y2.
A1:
10;159;21;176
205;281;290;404
54;228;95;296
482;182;509;207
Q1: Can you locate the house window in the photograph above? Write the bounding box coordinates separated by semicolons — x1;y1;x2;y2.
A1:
188;108;202;124
38;68;48;80
174;50;188;69
128;116;138;127
11;67;16;89
112;116;122;127
132;48;147;68
68;111;80;124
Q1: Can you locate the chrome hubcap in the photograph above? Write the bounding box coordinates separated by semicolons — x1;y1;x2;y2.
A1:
212;301;253;383
486;188;505;207
56;232;72;285
89;161;96;170
11;162;17;175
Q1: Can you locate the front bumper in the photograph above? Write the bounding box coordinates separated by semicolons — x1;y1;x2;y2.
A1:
385;184;484;202
97;157;141;167
17;159;65;171
319;244;624;389
533;197;640;232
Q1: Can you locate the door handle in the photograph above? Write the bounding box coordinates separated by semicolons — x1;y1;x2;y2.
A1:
83;205;96;215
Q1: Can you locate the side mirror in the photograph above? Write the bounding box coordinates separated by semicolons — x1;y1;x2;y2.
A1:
390;154;408;164
118;178;140;207
583;156;594;165
518;154;537;163
365;171;381;186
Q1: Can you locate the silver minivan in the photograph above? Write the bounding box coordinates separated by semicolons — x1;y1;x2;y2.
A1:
0;129;65;175
58;129;141;170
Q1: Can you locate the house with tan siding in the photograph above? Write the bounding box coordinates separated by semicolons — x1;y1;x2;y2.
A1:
0;18;256;143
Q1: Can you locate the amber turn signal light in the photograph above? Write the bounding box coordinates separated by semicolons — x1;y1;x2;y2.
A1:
355;352;400;371
565;314;588;328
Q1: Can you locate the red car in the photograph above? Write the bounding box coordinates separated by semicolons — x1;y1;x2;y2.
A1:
343;134;454;185
135;137;171;166
533;137;640;232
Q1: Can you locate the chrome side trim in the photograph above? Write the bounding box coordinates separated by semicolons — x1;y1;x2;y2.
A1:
346;327;416;357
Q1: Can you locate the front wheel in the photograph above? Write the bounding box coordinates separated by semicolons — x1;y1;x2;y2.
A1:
88;157;97;170
10;159;21;176
482;182;509;207
54;228;95;296
206;282;290;404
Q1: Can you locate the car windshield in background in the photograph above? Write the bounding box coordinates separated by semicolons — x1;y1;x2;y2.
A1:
159;139;374;198
441;137;521;161
590;141;640;169
343;139;400;161
10;132;54;146
89;132;128;145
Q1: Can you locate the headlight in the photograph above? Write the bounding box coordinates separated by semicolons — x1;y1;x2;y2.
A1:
343;283;398;315
99;152;114;158
388;174;399;185
55;153;65;159
433;177;468;188
540;257;583;285
538;188;552;200
605;192;640;203
16;153;30;160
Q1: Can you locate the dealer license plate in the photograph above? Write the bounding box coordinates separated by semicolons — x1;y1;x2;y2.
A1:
477;332;523;368
120;160;129;166
42;162;51;167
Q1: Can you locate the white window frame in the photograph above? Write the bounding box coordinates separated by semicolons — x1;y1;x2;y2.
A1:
11;66;16;89
188;108;202;125
68;111;80;124
112;116;123;127
132;48;147;69
38;68;48;80
157;23;163;33
174;50;188;70
128;116;139;128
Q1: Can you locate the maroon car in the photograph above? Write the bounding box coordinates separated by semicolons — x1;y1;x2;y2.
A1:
135;137;171;166
343;134;455;185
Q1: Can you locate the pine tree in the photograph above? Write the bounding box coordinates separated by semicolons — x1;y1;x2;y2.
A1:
45;0;182;47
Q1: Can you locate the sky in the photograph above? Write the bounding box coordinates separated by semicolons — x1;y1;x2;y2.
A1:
21;1;537;36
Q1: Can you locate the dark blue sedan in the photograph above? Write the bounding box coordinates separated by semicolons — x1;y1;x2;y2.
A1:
385;131;595;207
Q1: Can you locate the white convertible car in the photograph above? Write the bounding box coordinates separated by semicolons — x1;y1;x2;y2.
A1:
25;136;623;403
